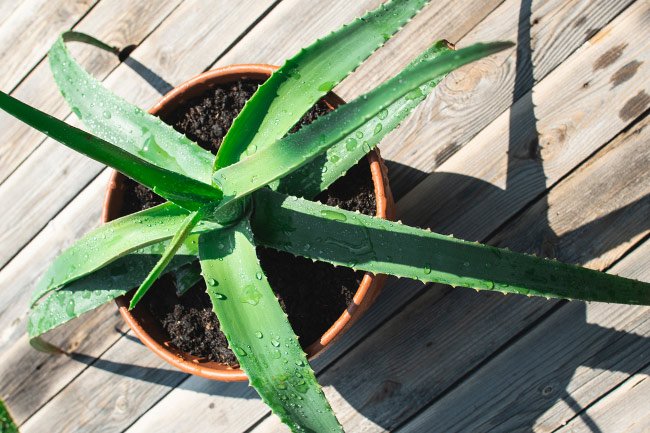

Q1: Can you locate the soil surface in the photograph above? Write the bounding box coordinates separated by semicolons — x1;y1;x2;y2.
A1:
122;79;376;366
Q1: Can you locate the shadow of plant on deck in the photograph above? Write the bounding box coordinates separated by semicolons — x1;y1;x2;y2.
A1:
69;1;649;431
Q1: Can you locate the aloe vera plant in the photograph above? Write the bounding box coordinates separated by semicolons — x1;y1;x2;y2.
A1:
2;1;649;431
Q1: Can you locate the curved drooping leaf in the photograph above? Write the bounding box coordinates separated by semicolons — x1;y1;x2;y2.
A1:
213;42;513;202
214;0;431;170
28;241;198;340
50;31;215;184
31;202;220;306
276;40;454;198
129;210;203;309
198;222;342;432
0;91;222;210
252;189;650;305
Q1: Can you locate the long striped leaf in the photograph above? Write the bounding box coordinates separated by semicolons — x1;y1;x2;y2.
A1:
0;91;222;210
251;189;650;305
31;203;220;306
28;241;198;341
213;42;513;202
214;0;431;170
50;31;215;184
275;40;454;198
199;222;342;432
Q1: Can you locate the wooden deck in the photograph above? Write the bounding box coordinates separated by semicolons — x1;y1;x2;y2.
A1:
0;0;648;431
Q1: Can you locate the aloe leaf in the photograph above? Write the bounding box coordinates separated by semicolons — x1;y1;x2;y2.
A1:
198;222;342;432
31;202;220;307
50;31;215;184
0;399;18;433
276;40;454;198
214;0;431;170
129;210;203;309
251;189;650;305
213;42;512;203
173;261;202;297
0;91;222;210
28;242;198;341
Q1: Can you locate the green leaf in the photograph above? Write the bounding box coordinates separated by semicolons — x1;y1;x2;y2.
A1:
213;42;513;203
214;0;431;170
198;221;342;432
28;241;198;340
173;261;202;297
129;210;203;309
31;202;220;307
0;91;222;210
251;189;650;305
276;40;454;198
50;31;215;184
0;398;18;433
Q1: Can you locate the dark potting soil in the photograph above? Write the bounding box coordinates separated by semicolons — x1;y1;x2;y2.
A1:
121;79;376;367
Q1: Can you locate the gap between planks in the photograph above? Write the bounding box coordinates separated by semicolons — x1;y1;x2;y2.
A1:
2;0;644;430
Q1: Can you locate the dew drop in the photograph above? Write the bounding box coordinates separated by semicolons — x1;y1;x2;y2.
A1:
320;210;347;222
102;110;112;119
207;278;218;286
255;272;263;280
405;88;423;100
423;265;432;275
233;346;247;356
271;339;281;347
345;138;358;151
355;131;364;139
378;109;388;120
374;123;383;135
318;81;335;92
255;331;263;339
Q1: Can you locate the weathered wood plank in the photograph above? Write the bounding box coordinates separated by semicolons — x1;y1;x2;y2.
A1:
554;243;650;433
400;238;650;433
0;0;183;183
20;329;188;433
248;28;650;433
557;366;650;433
0;0;277;425
0;0;96;92
2;1;644;430
379;0;635;198
0;0;276;270
0;172;132;425
398;0;649;242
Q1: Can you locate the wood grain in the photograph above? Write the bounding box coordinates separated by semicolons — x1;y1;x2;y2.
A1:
0;0;647;431
380;0;635;198
0;0;96;92
0;0;183;183
398;0;649;243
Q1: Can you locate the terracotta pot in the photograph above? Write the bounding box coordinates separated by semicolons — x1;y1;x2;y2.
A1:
103;64;396;382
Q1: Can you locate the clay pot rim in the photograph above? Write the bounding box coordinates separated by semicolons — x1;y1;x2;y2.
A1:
104;64;395;382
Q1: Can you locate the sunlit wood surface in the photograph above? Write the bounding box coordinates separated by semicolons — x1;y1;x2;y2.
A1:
0;1;648;431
